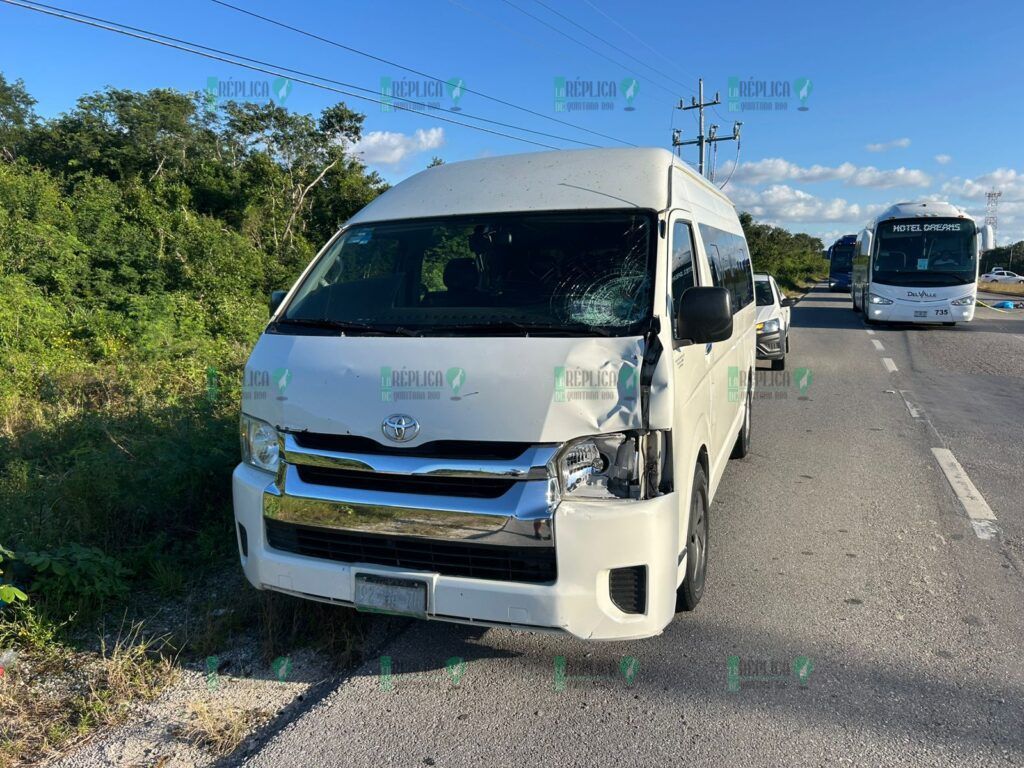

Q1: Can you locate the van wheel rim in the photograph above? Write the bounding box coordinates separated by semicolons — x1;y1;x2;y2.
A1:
690;498;707;593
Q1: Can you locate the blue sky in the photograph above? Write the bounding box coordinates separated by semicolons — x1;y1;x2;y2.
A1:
2;0;1023;245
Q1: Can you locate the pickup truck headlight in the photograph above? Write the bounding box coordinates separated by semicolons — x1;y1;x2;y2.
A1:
547;433;641;505
240;414;280;473
868;293;894;305
950;295;974;306
756;318;780;334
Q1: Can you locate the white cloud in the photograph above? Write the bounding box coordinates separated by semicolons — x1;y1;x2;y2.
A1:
721;157;931;189
935;154;952;165
866;137;911;152
349;127;445;166
729;184;886;224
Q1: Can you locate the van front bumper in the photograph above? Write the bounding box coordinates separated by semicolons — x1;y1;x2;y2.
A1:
233;463;681;641
756;329;784;360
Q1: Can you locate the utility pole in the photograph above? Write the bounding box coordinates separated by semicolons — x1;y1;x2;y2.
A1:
674;78;742;180
985;189;1001;244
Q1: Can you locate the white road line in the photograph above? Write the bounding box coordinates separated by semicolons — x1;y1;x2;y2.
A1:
871;339;885;351
882;357;898;373
931;448;998;526
898;390;922;418
865;329;875;335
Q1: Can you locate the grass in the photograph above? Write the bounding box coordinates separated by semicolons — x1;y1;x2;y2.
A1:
175;702;272;758
978;280;1024;297
0;608;175;768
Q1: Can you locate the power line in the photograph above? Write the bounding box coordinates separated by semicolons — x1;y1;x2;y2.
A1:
0;0;576;150
210;0;633;147
578;0;697;95
498;0;678;102
529;0;692;97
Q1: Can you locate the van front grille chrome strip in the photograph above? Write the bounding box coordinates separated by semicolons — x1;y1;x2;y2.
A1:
263;464;554;547
280;433;554;480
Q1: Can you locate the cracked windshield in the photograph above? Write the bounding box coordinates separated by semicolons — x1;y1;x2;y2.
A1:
282;212;654;334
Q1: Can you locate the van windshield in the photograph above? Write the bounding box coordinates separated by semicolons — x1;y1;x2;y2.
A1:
278;211;656;336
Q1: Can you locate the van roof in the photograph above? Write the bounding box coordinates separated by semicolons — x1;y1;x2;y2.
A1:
347;148;736;225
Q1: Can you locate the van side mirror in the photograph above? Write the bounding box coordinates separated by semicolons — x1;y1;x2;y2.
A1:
858;229;872;258
980;224;995;252
781;297;797;307
269;290;288;315
676;286;733;344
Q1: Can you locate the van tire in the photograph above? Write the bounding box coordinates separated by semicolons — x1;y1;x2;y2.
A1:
730;385;751;459
771;354;785;371
676;464;709;612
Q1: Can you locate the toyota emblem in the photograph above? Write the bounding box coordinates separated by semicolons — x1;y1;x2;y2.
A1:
382;414;420;443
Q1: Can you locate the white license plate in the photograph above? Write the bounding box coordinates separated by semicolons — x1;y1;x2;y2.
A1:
354;574;427;616
914;310;927;318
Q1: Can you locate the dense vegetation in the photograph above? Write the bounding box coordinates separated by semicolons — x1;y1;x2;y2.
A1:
981;241;1024;275
739;212;826;290
0;72;385;627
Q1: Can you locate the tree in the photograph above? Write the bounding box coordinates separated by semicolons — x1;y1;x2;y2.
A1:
0;73;37;161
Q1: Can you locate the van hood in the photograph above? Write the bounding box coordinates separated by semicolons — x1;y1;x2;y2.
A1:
242;333;668;445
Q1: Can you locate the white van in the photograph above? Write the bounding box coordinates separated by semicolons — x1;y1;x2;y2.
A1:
233;148;756;640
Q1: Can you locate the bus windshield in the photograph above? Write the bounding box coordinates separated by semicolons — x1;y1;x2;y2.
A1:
872;218;977;287
830;245;853;271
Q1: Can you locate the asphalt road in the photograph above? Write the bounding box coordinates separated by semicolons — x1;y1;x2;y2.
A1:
240;286;1024;768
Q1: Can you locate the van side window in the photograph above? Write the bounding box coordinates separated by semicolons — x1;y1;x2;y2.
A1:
671;221;696;298
698;224;754;314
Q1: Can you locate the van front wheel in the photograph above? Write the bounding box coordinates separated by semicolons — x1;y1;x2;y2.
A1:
676;464;709;612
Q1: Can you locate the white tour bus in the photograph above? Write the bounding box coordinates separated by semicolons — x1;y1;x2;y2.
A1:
233;148;756;640
851;201;995;325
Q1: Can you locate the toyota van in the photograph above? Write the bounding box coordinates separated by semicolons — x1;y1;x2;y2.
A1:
233;148;756;640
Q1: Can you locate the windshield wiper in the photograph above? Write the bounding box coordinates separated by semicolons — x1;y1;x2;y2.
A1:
272;318;419;336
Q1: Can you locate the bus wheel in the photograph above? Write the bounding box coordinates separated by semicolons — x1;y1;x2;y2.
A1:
942;321;956;327
676;463;709;612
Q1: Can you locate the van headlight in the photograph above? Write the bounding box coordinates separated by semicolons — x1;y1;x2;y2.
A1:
240;414;280;473
868;293;894;305
756;318;780;334
547;433;640;505
950;296;974;306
